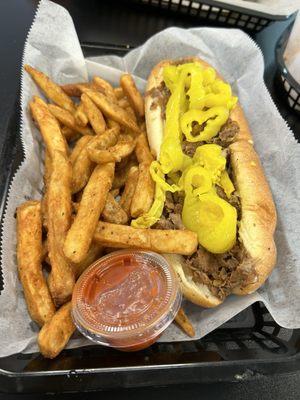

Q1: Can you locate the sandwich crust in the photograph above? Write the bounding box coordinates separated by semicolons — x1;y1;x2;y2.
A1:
145;57;277;306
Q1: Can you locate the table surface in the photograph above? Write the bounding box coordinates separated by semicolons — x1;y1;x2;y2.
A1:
0;0;299;398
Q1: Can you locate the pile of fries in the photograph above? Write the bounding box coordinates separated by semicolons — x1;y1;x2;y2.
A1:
16;66;195;358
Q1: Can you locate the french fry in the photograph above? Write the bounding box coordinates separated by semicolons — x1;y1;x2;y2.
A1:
29;96;67;158
48;104;93;136
120;74;145;118
61;126;79;141
71;127;120;192
47;151;74;306
102;193;128;225
72;242;103;279
118;98;130;109
70;135;93;165
135;133;154;164
119;165;139;216
25;65;76;113
71;126;120;193
17;201;55;326
93;76;117;101
80;87;141;134
130;163;155;218
175;308;195;338
110;188;120;197
42;150;52;229
94;222;198;255
38;302;75;359
64;162;115;263
112;154;138;189
114;87;125;100
74;102;88;127
61;82;90;97
88;134;136;164
87;126;120;151
107;118;120;131
125;106;137;123
81;93;106;135
71;144;95;194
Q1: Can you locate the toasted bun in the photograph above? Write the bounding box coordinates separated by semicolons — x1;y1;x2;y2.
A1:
145;57;277;307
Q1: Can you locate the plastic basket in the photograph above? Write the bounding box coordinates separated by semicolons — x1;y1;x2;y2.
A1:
126;0;288;32
276;22;300;114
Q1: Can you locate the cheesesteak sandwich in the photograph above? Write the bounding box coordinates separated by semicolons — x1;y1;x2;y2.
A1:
132;57;277;307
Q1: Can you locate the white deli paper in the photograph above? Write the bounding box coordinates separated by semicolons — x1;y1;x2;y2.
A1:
0;0;300;357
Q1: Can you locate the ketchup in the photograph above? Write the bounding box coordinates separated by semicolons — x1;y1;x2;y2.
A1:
72;250;181;351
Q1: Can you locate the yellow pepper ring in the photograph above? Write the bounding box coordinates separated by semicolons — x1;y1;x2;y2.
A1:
181;106;229;142
182;165;212;196
150;161;180;193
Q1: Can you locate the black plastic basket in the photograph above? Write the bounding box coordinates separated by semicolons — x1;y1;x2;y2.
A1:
127;0;288;32
276;22;300;114
0;4;299;390
0;45;299;394
0;301;299;393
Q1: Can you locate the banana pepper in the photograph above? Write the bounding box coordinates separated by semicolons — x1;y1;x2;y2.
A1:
132;62;238;253
182;192;237;254
181;107;229;142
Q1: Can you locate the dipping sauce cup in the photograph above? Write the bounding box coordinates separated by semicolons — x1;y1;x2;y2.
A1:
72;250;182;351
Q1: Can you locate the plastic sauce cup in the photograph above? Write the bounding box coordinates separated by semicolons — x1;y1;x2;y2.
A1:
72;250;182;351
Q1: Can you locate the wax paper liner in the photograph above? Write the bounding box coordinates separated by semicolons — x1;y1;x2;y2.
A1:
0;0;299;357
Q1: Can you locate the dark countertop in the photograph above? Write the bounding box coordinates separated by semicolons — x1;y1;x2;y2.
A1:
0;0;299;398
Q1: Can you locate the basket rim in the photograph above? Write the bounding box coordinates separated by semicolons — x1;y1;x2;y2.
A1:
275;21;300;94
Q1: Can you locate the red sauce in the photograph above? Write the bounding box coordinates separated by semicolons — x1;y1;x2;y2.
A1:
72;250;181;351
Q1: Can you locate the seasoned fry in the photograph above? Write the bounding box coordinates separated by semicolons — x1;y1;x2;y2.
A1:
93;76;117;101
118;98;130;109
135;133;154;164
125;106;137;123
112;154;138;189
71;126;122;194
47;151;74;306
48;104;93;136
94;222;198;255
130;163;155;218
87;126;120;151
25;65;76;113
107;118;120;130
64;162;115;263
119;166;139;216
71;144;95;194
88;134;136;164
102;193;128;224
110;188;120;197
70;135;93;165
44;150;52;188
114;87;125;100
120;74;144;118
61;82;90;97
81;93;106;135
175;308;195;338
29;96;67;158
74;102;88;127
42;150;52;229
38;302;75;359
61;126;79;141
71;127;120;192
17;201;55;326
80;87;141;134
72;242;103;279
